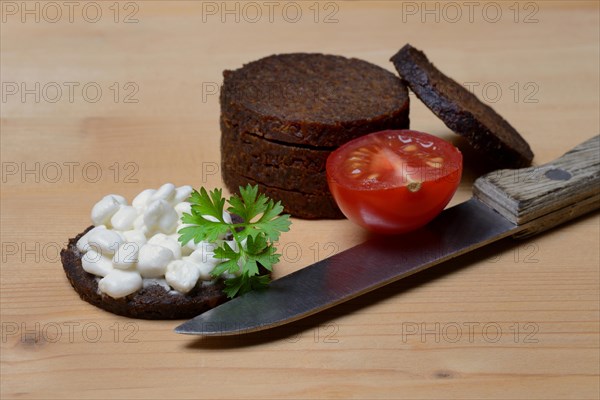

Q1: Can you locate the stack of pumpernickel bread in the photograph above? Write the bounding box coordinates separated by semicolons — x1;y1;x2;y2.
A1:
220;53;410;219
220;46;533;219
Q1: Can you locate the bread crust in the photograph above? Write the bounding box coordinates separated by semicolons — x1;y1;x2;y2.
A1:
221;118;329;193
222;168;344;219
61;227;228;320
391;44;534;168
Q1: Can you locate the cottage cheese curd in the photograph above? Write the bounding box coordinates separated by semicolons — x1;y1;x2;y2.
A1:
76;184;231;299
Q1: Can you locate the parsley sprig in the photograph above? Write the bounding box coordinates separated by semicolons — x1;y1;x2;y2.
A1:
178;185;291;298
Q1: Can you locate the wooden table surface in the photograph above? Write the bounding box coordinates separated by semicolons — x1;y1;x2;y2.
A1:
1;1;599;399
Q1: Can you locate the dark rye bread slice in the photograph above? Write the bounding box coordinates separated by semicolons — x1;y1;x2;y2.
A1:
391;44;534;168
221;115;329;173
221;119;329;193
222;167;344;219
61;227;228;320
220;53;410;147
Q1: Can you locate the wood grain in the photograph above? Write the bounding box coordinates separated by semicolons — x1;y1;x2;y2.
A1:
1;1;599;399
474;135;600;236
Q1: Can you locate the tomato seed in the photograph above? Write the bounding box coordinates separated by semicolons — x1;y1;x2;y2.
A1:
426;161;443;168
407;181;422;192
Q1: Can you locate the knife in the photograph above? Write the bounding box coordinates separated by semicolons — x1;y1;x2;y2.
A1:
175;135;600;336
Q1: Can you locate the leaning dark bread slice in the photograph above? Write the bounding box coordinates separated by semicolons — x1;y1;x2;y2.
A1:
61;227;228;320
391;44;534;168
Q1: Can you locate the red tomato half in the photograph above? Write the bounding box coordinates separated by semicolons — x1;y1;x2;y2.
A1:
326;130;463;234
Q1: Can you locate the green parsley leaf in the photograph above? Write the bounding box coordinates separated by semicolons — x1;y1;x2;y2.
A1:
211;241;242;276
177;185;291;298
228;184;291;241
189;187;226;222
178;188;230;243
222;274;271;298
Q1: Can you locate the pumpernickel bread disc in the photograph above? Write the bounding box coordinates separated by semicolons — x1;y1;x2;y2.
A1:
221;53;410;147
391;44;534;168
222;168;344;220
61;227;228;320
221;118;329;193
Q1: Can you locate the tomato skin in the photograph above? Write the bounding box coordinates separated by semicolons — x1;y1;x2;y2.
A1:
326;130;463;234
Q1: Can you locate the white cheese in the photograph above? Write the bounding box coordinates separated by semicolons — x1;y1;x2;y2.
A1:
148;233;182;259
151;183;176;203
86;228;124;255
174;202;191;218
91;195;122;226
81;184;228;298
174;185;193;203
188;243;219;264
194;258;220;281
76;225;106;253
110;205;138;231
187;243;220;280
81;250;113;277
112;242;139;269
137;243;174;278
98;269;143;298
132;189;156;210
144;199;178;235
110;194;128;205
122;229;147;248
165;259;201;293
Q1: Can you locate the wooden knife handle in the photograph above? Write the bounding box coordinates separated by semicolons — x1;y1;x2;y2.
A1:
473;135;600;238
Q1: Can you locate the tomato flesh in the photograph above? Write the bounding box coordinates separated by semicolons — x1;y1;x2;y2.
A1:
326;130;463;234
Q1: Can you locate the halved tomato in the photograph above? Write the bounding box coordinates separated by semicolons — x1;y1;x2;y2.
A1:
326;130;462;234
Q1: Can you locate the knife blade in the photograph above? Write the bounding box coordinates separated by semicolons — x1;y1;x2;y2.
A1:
175;135;600;336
